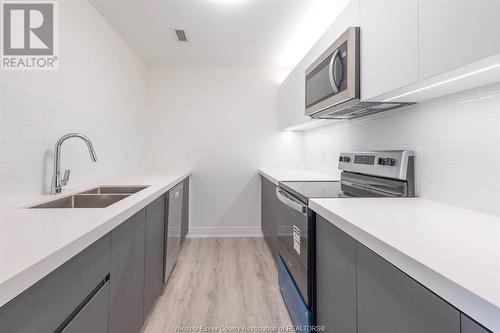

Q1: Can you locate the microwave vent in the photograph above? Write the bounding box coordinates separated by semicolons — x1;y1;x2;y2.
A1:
312;101;413;119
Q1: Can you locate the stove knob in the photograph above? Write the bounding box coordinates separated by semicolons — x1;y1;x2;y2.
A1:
378;158;386;165
387;158;396;166
344;156;351;162
339;156;343;162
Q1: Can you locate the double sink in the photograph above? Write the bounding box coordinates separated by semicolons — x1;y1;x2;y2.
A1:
30;186;149;209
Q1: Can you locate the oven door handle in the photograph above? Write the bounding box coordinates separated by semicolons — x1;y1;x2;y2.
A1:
276;188;308;216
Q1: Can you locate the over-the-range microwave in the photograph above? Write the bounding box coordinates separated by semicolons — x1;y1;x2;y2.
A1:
305;27;412;119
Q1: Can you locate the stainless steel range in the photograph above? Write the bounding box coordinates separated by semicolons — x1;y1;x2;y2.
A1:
276;150;415;328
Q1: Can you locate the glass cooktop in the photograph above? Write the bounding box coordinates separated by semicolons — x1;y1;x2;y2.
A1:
279;180;387;205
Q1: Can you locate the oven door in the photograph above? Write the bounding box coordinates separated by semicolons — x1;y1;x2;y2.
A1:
276;187;311;306
305;27;359;117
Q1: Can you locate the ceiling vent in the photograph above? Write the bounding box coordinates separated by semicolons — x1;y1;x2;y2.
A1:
174;29;188;42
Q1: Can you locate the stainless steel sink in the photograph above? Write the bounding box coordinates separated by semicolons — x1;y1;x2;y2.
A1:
30;194;130;209
78;185;149;195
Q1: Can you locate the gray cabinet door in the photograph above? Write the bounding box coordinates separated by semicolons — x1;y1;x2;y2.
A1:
261;176;279;262
181;177;190;245
61;280;109;333
357;244;460;333
461;314;491;333
0;234;110;333
316;215;357;333
144;196;166;317
109;209;146;333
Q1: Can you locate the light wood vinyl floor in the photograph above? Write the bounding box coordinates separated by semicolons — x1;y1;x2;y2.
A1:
142;238;292;332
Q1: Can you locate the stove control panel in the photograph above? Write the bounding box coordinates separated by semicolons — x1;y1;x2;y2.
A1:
378;157;396;166
338;150;414;180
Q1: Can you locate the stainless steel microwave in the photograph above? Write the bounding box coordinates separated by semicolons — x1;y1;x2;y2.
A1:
305;27;412;119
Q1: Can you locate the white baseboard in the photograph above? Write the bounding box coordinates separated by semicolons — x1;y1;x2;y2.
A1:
187;226;263;238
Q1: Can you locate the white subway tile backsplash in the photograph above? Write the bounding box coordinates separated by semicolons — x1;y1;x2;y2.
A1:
0;123;21;142
0;82;21;104
445;143;500;166
304;82;500;216
447;118;500;143
0;81;145;196
0;144;28;163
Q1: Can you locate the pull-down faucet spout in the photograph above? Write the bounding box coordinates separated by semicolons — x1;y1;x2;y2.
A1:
51;133;98;194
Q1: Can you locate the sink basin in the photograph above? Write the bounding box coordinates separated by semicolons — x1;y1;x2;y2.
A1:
30;194;130;209
78;185;149;195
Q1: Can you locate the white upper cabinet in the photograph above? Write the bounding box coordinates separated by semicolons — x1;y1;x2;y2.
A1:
279;65;307;130
360;0;419;101
278;0;360;130
419;0;500;80
279;0;500;129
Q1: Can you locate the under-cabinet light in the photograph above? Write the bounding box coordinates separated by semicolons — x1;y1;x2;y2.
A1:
383;62;500;102
285;119;327;132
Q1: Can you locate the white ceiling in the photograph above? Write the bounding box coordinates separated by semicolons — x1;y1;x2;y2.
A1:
89;0;348;68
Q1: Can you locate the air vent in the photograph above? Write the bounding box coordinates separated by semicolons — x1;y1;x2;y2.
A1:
174;29;188;42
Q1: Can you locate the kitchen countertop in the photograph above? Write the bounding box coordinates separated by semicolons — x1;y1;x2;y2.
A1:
310;197;500;332
258;168;338;185
0;170;191;308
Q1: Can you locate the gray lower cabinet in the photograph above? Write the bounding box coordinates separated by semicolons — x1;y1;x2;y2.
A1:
181;176;190;245
357;244;460;333
109;209;146;333
461;314;492;333
316;215;357;333
0;234;110;333
144;196;166;317
261;176;279;262
61;280;110;333
0;186;192;333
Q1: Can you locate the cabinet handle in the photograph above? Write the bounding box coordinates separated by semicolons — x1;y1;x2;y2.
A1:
54;274;110;333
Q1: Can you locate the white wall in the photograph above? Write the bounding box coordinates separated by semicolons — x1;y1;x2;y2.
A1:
147;66;303;235
0;0;147;197
303;82;500;216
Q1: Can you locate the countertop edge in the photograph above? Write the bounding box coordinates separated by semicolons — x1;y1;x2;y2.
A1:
258;169;279;185
0;170;191;308
309;199;500;332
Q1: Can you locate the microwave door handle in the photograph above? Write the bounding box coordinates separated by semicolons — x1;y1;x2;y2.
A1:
328;49;340;94
276;188;308;216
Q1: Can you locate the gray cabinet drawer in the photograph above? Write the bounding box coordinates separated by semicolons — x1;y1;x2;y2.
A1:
461;314;492;333
357;244;460;333
61;280;109;333
0;234;110;333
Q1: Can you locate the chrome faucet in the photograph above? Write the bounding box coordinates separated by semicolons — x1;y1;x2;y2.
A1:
51;133;98;194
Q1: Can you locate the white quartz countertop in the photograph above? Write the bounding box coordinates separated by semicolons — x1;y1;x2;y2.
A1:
0;170;191;307
309;197;500;332
258;168;338;185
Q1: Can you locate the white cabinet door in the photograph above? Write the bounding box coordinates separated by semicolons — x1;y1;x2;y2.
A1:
419;0;500;80
360;0;418;100
278;65;307;129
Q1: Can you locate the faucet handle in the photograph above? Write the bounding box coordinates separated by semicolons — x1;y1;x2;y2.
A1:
62;169;71;186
